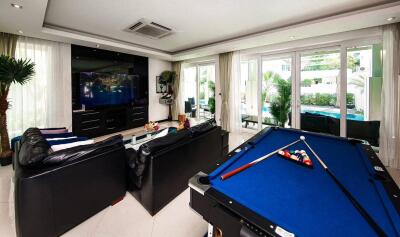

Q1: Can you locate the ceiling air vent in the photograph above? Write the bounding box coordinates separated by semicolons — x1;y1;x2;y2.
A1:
125;19;173;39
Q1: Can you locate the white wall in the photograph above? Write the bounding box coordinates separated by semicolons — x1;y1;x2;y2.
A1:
148;58;172;121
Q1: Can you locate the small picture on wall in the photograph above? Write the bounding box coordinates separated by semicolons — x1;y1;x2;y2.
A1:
156;76;168;93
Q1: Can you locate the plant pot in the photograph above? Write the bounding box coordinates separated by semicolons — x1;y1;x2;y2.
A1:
0;151;12;166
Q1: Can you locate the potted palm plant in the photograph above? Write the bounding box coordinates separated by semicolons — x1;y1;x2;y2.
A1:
0;55;35;165
160;70;176;93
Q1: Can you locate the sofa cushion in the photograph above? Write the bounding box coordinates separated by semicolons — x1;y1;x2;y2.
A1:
42;135;123;166
40;128;68;134
189;119;217;137
47;137;88;146
43;132;74;138
50;140;95;152
18;128;51;167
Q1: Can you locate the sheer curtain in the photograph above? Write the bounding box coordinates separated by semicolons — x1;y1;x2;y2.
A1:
380;23;400;169
7;37;72;138
172;61;183;120
229;51;242;132
219;52;234;131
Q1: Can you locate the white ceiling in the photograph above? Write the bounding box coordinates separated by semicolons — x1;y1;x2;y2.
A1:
43;0;394;52
0;0;400;60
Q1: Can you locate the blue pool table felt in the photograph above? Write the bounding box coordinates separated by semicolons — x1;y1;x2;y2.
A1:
209;128;400;237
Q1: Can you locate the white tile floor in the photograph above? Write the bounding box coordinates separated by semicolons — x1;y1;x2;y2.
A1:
0;129;399;237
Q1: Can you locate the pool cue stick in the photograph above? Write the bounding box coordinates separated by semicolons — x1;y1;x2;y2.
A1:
302;139;387;237
220;136;305;180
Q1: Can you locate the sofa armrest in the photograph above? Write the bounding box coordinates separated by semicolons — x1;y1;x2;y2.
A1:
14;146;127;237
131;127;222;215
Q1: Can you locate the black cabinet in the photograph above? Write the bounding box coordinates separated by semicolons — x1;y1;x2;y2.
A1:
73;106;148;138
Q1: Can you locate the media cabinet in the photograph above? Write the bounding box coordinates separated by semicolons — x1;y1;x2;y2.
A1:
72;105;148;138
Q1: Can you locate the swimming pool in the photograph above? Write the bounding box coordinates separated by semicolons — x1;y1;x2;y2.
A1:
302;110;364;121
260;107;364;121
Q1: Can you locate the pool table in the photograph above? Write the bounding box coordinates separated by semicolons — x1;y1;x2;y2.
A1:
189;127;400;237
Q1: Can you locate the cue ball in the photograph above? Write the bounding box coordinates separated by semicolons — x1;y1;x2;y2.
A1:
300;136;305;140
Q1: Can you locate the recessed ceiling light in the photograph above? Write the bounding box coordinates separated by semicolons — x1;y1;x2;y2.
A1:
11;3;23;9
95;44;100;48
387;17;396;21
290;36;296;40
17;30;23;34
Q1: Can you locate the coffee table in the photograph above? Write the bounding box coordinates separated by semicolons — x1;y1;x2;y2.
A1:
123;126;169;150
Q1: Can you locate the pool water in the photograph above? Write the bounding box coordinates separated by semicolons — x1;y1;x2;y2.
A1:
260;107;364;121
303;110;364;121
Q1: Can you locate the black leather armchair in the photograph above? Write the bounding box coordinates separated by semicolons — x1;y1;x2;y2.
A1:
14;128;127;237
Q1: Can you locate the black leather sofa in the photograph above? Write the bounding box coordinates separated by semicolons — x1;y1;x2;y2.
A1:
127;120;227;215
289;112;380;146
13;128;127;237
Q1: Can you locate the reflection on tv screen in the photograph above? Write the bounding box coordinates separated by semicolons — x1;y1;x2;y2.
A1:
80;72;135;107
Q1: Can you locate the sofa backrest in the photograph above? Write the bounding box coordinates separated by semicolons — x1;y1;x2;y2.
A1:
18;128;51;167
130;124;222;215
347;120;380;146
301;113;330;134
17;127;124;168
300;113;380;146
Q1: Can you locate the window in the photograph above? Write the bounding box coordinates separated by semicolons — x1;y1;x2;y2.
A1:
8;37;72;139
240;59;259;130
281;64;291;72
239;41;383;148
346;44;382;147
182;63;216;119
300;50;341;135
262;57;292;128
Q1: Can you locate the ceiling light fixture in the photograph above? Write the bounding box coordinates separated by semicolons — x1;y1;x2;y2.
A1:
290;36;296;40
11;3;23;9
17;30;23;34
95;44;100;48
387;17;396;21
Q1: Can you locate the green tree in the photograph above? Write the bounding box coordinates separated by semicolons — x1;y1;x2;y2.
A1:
302;54;340;71
207;80;215;114
347;55;360;72
270;79;291;127
301;79;313;87
263;71;281;103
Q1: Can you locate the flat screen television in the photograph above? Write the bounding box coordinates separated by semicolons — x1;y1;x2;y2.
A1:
72;45;148;110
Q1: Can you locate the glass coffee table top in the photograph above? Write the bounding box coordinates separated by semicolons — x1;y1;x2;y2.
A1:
123;126;169;150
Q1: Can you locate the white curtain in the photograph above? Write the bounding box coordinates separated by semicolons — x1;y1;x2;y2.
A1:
7;37;72;138
229;51;242;132
380;24;400;169
172;61;184;119
219;52;234;131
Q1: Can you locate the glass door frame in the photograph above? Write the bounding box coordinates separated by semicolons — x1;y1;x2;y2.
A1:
241;36;382;137
261;53;296;129
239;55;262;133
183;61;217;119
294;46;344;135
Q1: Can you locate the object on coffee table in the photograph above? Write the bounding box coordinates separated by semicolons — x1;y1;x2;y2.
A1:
144;121;160;131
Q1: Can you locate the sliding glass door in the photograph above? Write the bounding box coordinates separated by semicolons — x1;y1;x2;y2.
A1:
198;65;216;119
262;56;292;128
182;63;216;119
346;44;382;147
239;40;382;148
240;59;259;131
300;49;341;135
183;66;197;118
